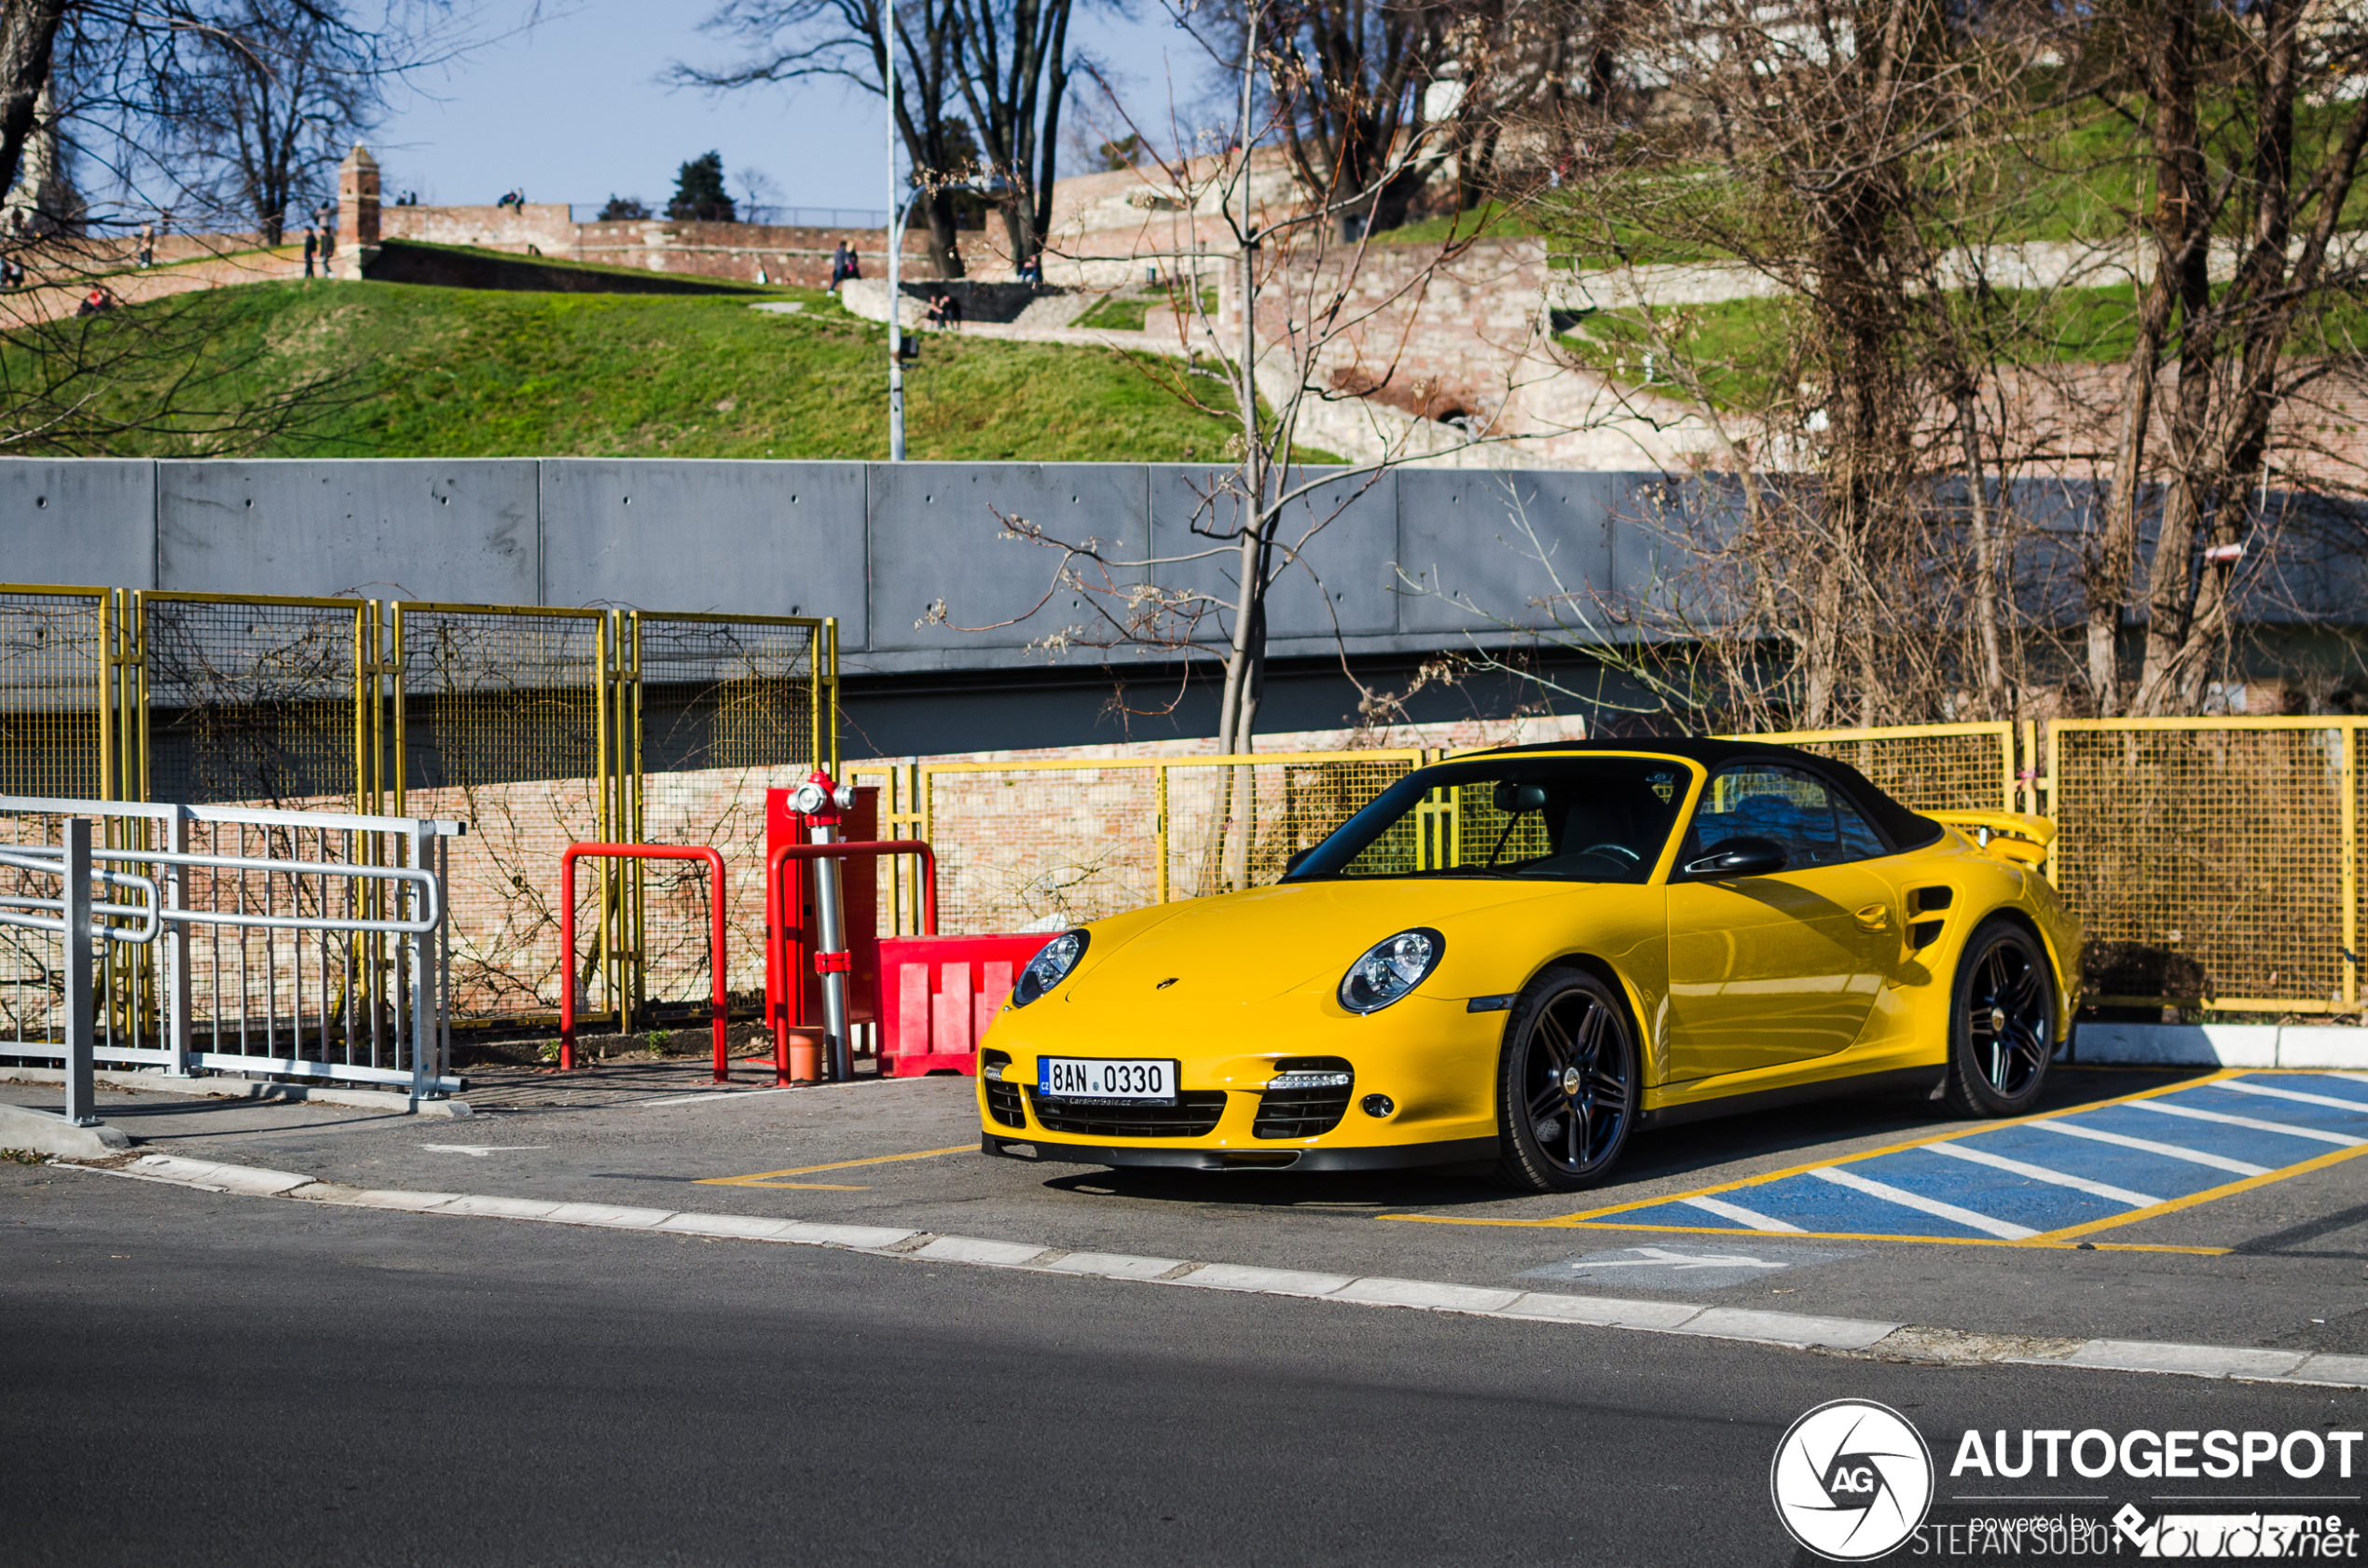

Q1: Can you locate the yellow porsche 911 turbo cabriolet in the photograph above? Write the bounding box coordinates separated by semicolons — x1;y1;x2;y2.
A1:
976;739;2082;1190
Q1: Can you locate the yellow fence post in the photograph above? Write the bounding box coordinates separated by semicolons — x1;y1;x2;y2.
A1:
2344;721;2360;1011
825;618;841;776
2041;718;2061;884
1154;763;1171;905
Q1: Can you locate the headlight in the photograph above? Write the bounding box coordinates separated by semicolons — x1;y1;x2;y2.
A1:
1012;929;1089;1007
1339;928;1444;1013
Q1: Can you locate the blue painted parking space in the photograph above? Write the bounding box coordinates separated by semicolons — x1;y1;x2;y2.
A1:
1558;1070;2368;1248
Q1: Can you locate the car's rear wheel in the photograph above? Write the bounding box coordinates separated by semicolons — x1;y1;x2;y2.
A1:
1494;967;1637;1192
1943;917;2055;1117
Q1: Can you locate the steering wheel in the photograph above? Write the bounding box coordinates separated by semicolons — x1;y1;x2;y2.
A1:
1576;843;1643;864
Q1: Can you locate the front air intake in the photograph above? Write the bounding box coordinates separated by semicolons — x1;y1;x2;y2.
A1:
1254;1056;1355;1139
980;1049;1026;1128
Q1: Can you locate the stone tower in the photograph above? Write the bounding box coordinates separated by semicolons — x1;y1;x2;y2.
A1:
335;144;379;279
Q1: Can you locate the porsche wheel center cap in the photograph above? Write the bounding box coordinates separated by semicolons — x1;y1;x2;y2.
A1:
1560;1066;1583;1095
1989;1007;2007;1033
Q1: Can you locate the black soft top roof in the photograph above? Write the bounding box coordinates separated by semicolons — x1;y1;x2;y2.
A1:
1452;737;1945;852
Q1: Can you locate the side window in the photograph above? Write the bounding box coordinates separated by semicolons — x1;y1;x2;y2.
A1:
1689;764;1888;872
1831;796;1889;862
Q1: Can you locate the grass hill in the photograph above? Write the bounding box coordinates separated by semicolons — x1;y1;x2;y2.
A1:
33;272;1265;462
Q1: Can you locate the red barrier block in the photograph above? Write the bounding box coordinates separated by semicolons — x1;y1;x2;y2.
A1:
877;933;1057;1078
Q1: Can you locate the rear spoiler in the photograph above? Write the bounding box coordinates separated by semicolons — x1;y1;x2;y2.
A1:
1927;810;2055;866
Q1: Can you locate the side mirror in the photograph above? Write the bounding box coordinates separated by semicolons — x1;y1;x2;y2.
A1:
1683;835;1788;878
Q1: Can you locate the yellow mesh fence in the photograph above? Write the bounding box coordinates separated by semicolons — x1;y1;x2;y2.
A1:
392;604;610;1023
2046;720;2358;1012
1163;754;1423;898
626;613;830;1025
136;594;369;809
1735;723;2017;814
0;586;112;799
917;763;1166;931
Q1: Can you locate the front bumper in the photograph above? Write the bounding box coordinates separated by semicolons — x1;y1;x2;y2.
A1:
982;1132;1499;1172
976;990;1506;1167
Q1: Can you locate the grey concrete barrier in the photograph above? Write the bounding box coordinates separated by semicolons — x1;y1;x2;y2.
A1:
0;1099;130;1158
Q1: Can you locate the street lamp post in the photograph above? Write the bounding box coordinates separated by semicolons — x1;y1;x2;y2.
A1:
886;0;904;461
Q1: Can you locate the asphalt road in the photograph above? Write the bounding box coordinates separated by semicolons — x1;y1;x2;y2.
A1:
11;1063;2367;1355
5;1162;2361;1568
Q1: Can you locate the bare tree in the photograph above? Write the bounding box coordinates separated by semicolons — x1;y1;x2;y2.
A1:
0;1;460;450
0;1;70;210
946;0;1072;268
170;0;382;243
686;0;1081;277
1248;0;1450;236
926;3;1525;772
2077;0;2368;715
1511;0;2104;729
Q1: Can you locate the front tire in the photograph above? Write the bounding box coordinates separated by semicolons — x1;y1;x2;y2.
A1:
1494;967;1638;1193
1942;917;2056;1117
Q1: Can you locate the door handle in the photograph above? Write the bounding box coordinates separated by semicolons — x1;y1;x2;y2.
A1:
1853;903;1892;931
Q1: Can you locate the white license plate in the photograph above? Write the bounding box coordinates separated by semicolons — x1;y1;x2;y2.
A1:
1037;1056;1177;1104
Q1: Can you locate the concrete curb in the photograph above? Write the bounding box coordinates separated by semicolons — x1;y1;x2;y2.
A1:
60;1153;2368;1390
3;1067;470;1118
0;1100;128;1158
2075;1024;2368;1069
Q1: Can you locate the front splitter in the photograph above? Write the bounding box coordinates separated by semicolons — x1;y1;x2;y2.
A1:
980;1133;1498;1173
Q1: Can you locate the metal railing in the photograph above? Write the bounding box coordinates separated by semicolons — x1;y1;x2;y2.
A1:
0;794;465;1103
0;586;840;1029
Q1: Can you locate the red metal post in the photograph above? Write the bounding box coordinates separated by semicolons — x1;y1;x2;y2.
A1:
558;843;731;1080
765;840;938;1076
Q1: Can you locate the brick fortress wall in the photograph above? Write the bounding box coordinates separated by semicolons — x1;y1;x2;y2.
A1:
376;203;942;289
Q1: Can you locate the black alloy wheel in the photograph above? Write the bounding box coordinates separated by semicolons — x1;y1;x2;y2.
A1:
1943;917;2055;1117
1494;967;1638;1192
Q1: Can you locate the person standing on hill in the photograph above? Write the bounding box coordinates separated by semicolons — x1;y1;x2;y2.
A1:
829;240;850;291
136;223;154;268
302;226;317;277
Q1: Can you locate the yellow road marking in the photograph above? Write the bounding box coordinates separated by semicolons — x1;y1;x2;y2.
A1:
2028;1140;2368;1244
697;1144;974;1189
1387;1068;2368;1251
1384;1214;2231;1254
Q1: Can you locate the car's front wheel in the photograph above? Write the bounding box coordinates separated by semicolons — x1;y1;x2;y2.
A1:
1942;917;2056;1117
1494;966;1638;1192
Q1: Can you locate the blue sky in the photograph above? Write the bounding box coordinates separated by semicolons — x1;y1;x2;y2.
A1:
369;0;1193;217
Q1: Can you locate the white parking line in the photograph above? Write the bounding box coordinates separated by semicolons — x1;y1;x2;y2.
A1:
1924;1140;2163;1207
1679;1194;1805;1231
1808;1165;2039;1239
639;1087;808;1108
2029;1119;2271;1176
639;1079;935;1108
2215;1080;2368;1116
2131;1100;2365;1148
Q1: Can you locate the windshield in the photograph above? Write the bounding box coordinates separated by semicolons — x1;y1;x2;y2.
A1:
1284;756;1695;884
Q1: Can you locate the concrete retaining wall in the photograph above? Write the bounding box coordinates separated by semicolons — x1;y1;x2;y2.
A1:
0;457;1699;677
5;456;2353;751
